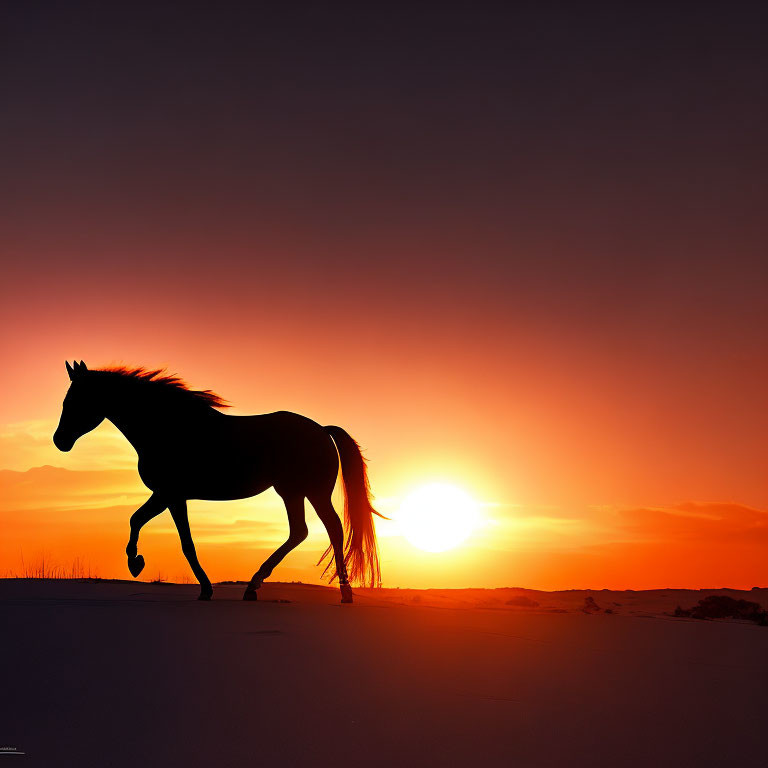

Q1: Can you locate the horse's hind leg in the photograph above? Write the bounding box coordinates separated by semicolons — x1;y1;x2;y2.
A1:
169;500;213;601
244;493;307;601
309;494;353;604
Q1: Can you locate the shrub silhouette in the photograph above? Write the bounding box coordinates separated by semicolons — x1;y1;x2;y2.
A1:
674;595;768;625
582;596;601;613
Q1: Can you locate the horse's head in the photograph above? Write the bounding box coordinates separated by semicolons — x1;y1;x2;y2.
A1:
53;361;106;452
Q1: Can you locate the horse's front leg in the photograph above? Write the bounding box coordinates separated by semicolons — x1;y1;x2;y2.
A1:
126;494;167;578
169;500;213;601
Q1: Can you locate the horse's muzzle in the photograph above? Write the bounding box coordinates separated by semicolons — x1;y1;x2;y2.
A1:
53;431;74;452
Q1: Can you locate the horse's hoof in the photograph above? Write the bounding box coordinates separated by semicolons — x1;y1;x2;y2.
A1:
340;584;354;604
127;554;145;578
243;589;259;601
198;585;213;601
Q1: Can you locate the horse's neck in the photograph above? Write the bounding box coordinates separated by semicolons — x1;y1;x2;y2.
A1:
106;397;175;456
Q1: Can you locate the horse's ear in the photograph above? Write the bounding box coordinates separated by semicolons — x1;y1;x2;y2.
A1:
79;360;88;372
66;361;75;380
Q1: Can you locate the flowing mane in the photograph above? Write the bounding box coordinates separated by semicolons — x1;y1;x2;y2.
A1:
95;366;229;409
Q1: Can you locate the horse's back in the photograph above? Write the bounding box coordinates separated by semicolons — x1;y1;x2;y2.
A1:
223;410;331;452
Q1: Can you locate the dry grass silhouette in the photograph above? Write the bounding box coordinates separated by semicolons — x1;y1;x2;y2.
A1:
5;552;100;580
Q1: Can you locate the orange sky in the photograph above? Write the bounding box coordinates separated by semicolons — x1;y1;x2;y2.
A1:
0;337;765;589
1;4;766;589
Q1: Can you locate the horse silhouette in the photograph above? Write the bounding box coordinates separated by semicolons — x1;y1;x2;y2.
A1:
53;361;383;602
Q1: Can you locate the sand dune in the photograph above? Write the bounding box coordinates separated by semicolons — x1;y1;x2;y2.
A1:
2;580;765;767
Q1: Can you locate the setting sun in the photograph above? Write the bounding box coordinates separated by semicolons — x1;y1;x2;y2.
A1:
399;483;480;553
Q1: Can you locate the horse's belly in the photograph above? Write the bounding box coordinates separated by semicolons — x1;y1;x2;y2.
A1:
138;452;273;501
187;480;273;502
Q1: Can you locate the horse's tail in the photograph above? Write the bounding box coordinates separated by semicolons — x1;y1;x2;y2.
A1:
321;425;384;588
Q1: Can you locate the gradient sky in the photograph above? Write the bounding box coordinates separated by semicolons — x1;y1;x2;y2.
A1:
1;3;766;589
